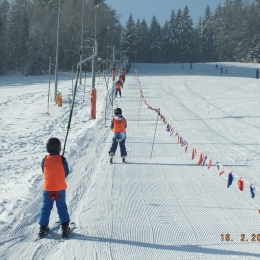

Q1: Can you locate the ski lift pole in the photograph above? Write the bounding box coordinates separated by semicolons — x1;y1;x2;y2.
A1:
62;67;80;156
105;65;115;116
111;81;115;117
150;108;160;159
71;58;74;100
104;72;113;109
42;34;52;114
83;63;87;101
62;48;97;155
104;86;108;127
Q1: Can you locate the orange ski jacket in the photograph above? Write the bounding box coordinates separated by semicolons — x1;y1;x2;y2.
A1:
43;155;67;191
112;117;127;132
116;81;123;89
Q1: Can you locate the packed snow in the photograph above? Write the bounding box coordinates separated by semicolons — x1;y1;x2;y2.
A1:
0;62;260;259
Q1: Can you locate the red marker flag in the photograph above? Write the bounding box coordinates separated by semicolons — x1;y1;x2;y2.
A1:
197;153;204;166
219;167;225;176
207;159;212;169
192;148;197;160
238;178;244;191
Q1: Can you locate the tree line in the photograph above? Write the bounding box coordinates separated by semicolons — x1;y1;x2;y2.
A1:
0;0;259;76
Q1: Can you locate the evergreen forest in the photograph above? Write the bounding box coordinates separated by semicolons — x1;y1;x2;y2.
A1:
0;0;260;75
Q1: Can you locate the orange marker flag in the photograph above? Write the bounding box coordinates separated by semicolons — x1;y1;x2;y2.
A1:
207;159;212;169
219;167;225;175
192;148;197;160
197;153;204;166
185;144;189;153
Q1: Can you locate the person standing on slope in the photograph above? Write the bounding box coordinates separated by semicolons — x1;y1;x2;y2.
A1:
115;79;123;97
109;108;127;163
112;67;116;81
38;137;70;238
119;74;124;84
121;69;126;83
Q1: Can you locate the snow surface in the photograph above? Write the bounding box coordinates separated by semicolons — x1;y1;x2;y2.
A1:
0;62;260;259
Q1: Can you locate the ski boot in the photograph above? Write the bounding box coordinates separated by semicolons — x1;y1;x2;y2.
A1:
38;225;50;238
109;152;114;164
61;222;70;238
122;156;126;163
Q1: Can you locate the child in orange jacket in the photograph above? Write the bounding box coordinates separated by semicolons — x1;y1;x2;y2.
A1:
38;137;70;238
109;108;127;163
115;79;123;97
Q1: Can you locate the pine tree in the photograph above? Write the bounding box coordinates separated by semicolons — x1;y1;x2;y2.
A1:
244;1;260;62
120;13;136;62
175;9;183;62
0;0;10;74
6;0;30;73
161;20;170;62
212;4;223;61
148;15;161;63
168;10;180;63
181;6;198;62
200;5;216;62
135;19;149;62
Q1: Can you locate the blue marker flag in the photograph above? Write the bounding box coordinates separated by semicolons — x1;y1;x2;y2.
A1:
250;185;255;198
227;172;234;188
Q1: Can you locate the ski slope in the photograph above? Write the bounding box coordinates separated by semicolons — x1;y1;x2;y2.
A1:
0;62;260;259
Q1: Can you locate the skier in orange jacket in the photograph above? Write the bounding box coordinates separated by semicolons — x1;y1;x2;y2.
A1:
38;137;70;238
109;108;127;163
115;79;123;97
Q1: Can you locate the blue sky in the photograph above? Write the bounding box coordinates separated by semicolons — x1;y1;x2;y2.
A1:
105;0;227;26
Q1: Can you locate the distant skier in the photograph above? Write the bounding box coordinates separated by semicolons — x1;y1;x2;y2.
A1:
190;63;193;69
112;67;116;81
109;108;127;163
256;68;259;79
215;64;218;70
119;74;124;84
121;69;126;83
38;137;70;238
115;79;123;97
220;66;223;73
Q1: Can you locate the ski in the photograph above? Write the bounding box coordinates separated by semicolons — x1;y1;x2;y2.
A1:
109;157;126;164
34;229;50;242
33;221;60;242
59;222;76;242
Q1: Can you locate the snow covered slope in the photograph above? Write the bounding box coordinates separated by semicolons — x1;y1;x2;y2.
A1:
0;62;260;259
